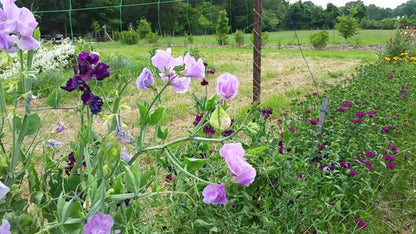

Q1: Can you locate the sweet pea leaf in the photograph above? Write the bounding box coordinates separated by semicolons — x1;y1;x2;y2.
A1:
16;113;41;136
148;107;164;125
183;158;208;172
157;125;168;139
139;169;154;190
137;103;148;124
45;88;63;108
124;165;138;194
206;95;217;111
247;146;268;155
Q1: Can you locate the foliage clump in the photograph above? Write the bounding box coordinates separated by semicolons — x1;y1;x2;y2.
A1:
216;10;230;45
309;30;329;49
233;29;245;47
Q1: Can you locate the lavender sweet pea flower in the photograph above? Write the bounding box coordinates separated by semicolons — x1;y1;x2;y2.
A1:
202;184;228;205
0;180;10;200
83;212;114;234
0;0;40;52
0;219;10;234
184;53;205;79
170;77;191;94
217;73;239;100
42;140;62;149
136;67;154;90
121;151;133;162
151;48;183;74
219;143;256;186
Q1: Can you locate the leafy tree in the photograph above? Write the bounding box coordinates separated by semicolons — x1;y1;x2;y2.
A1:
324;3;341;29
309;30;329;49
262;9;280;31
137;19;152;39
343;0;367;22
335;8;360;43
216;10;230;45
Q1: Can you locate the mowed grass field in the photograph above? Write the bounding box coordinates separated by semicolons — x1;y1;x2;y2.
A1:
133;29;396;47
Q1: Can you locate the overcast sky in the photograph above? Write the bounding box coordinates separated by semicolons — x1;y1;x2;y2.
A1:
293;0;409;9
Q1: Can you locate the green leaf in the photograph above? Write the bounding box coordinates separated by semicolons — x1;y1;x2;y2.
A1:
157;125;168;139
148;107;164;125
183;157;208;172
206;95;217;111
27;113;41;136
139;170;154;190
137;103;148;124
33;27;41;41
45;88;63;108
124;165;138;194
194;219;213;227
30;191;43;205
247;146;268;155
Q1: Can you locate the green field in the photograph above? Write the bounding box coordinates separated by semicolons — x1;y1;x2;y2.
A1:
148;29;395;47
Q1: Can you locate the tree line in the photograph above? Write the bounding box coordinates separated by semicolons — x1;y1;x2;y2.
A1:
14;0;416;37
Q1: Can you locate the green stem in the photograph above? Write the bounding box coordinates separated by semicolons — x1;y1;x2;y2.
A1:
164;148;211;184
107;191;196;206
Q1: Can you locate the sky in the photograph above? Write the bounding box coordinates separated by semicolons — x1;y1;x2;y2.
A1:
298;0;409;9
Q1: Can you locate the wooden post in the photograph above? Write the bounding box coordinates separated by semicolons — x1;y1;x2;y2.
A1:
253;0;262;104
315;97;330;147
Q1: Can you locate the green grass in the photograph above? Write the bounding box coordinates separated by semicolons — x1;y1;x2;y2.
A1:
153;29;395;47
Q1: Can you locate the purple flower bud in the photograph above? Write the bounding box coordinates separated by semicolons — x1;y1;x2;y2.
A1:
136;67;154;90
217;73;239;100
200;79;209;86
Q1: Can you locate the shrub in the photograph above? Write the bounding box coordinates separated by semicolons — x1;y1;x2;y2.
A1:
309;30;329;49
234;29;245;47
137;19;152;39
146;32;159;44
119;30;139;44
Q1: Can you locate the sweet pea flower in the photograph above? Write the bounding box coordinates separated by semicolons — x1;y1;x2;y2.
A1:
81;90;103;115
0;0;40;52
136;67;154;90
170;76;191;93
184;53;205;79
121;151;133;162
151;48;183;74
83;212;114;234
0;219;10;234
202;184;228;205
217;73;239;100
0;180;10;200
220;143;256;186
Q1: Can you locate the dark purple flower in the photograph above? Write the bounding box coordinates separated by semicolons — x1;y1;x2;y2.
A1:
382;126;389;132
365;161;372;169
340;161;351;169
404;155;408;162
81;90;103;115
328;163;335;170
202;184;228;205
93;63;110;80
83;212;114;234
286;147;292;152
200;79;209;86
385;155;395;161
309;119;318;125
310;156;323;163
354;157;365;163
385;162;396;170
312;91;318;96
368;112;375;117
388;75;394;79
260;107;273;120
318;164;328;171
351;218;368;228
349;170;357;175
299;101;304;105
388;144;398;151
365;152;374;157
356;112;365;118
65;152;86;175
222;129;234;137
289;126;296;132
78;51;100;65
352;119;362;123
343;102;353;107
193;113;204;126
61;76;89;92
203;126;216;135
337;107;345;112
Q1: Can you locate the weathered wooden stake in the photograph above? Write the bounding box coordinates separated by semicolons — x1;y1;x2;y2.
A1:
253;0;262;104
315;97;330;147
